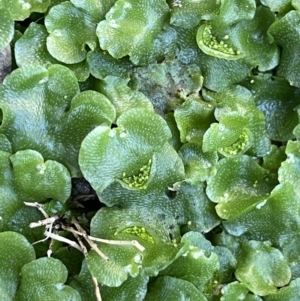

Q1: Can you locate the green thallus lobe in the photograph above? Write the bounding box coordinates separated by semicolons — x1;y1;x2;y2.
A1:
122;226;155;244
122;159;152;189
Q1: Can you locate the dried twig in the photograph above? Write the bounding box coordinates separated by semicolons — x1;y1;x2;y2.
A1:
24;202;49;218
47;237;54;258
44;230;82;252
47;225;60;258
29;215;59;228
70;219;110;262
71;228;102;301
90;236;145;252
62;225;145;252
72;230;88;257
92;276;102;301
24;203;145;301
31;224;53;245
63;224;110;261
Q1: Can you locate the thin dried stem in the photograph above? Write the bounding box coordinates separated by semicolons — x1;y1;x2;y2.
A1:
84;236;109;261
92;276;102;301
29;215;59;228
71;218;109;262
47;226;60;258
24;202;49;218
44;230;82;252
90;237;145;252
32;221;54;245
47;238;54;258
71;217;85;232
73;231;88;257
62;225;145;252
69;226;101;301
63;225;108;259
61;224;82;236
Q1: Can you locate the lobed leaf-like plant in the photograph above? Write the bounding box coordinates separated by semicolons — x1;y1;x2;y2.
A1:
0;148;70;242
45;1;98;64
0;0;50;51
79;108;172;192
96;0;170;65
15;23;90;81
0;64;115;176
269;10;300;87
0;232;80;300
2;0;300;300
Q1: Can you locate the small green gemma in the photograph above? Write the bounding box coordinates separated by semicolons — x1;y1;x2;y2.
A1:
219;131;249;155
122;226;155;244
122;159;152;189
197;24;244;60
202;25;238;55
